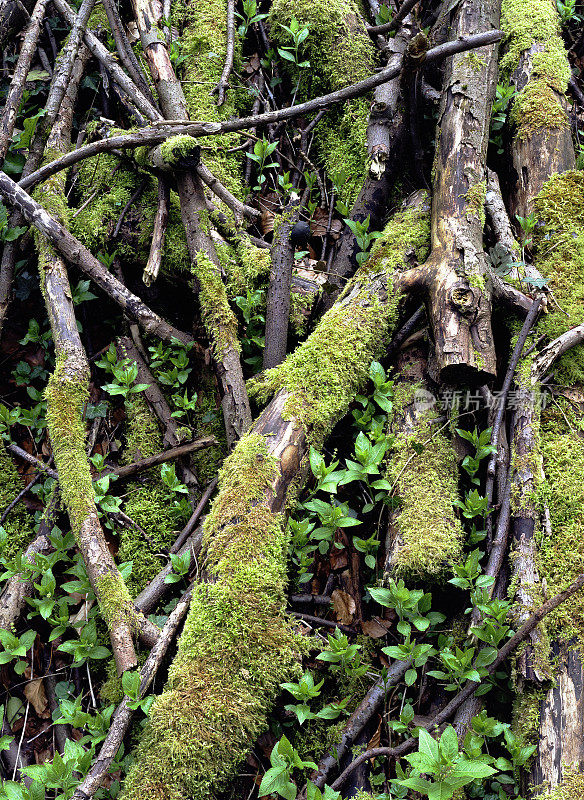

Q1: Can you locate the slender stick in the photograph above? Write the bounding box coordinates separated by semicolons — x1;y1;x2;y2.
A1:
19;31;504;193
169;476;218;554
213;0;235;106
109;437;217;481
485;297;542;519
52;0;161;122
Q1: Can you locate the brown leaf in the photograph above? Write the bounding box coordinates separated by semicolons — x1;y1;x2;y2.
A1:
332;589;355;625
24;678;49;717
367;720;381;751
361;617;390;639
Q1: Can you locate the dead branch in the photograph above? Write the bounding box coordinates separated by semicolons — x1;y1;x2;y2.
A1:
142;178;170;287
212;0;235;106
0;0;48;161
18;31;504;194
70;586;193;800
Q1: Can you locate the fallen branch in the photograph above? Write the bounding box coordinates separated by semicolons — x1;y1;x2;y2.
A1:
108;437;217;482
70;586;193;800
18;31;504;193
0;172;193;346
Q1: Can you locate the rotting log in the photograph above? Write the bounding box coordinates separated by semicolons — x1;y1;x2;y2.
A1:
121;196;427;800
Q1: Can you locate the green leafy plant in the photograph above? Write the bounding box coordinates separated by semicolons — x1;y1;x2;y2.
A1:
0;201;27;242
259;735;317;800
343;216;384;266
236;0;268;38
556;0;582;24
0;628;36;675
316;627;368;678
101;358;150;400
122;669;155;714
57;620;111;667
457;427;496;486
246;137;279;191
393;726;497;800
164;550;191;584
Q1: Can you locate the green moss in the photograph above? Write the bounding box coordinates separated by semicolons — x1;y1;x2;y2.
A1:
532;171;584;384
122;434;305;800
0;444;36;560
511;688;543;747
465;180;486;226
268;0;376;208
537;765;584;799
193;251;240;359
367;198;431;272
509;80;569;140
537;406;584;644
268;0;374;93
385;391;463;579
95;571;136;634
289;287;315;337
44;358;93;534
249;203;430;443
70;152;143;254
226;236;271;297
500;0;568;82
159;135;200;167
501;0;570;140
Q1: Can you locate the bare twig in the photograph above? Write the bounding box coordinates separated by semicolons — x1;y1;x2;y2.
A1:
109;437;217;481
212;0;235;106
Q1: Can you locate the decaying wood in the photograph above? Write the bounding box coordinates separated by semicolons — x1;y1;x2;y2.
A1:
423;0;499;384
16;31;504;195
263;208;298;370
142;178;170;287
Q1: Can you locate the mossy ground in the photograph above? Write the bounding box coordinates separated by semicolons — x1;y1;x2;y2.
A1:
268;0;376;209
0;444;36;559
122;434;305;800
118;395;184;596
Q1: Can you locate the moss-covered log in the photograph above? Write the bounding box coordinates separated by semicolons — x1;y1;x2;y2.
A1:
121;197;426;799
130;0;252;447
